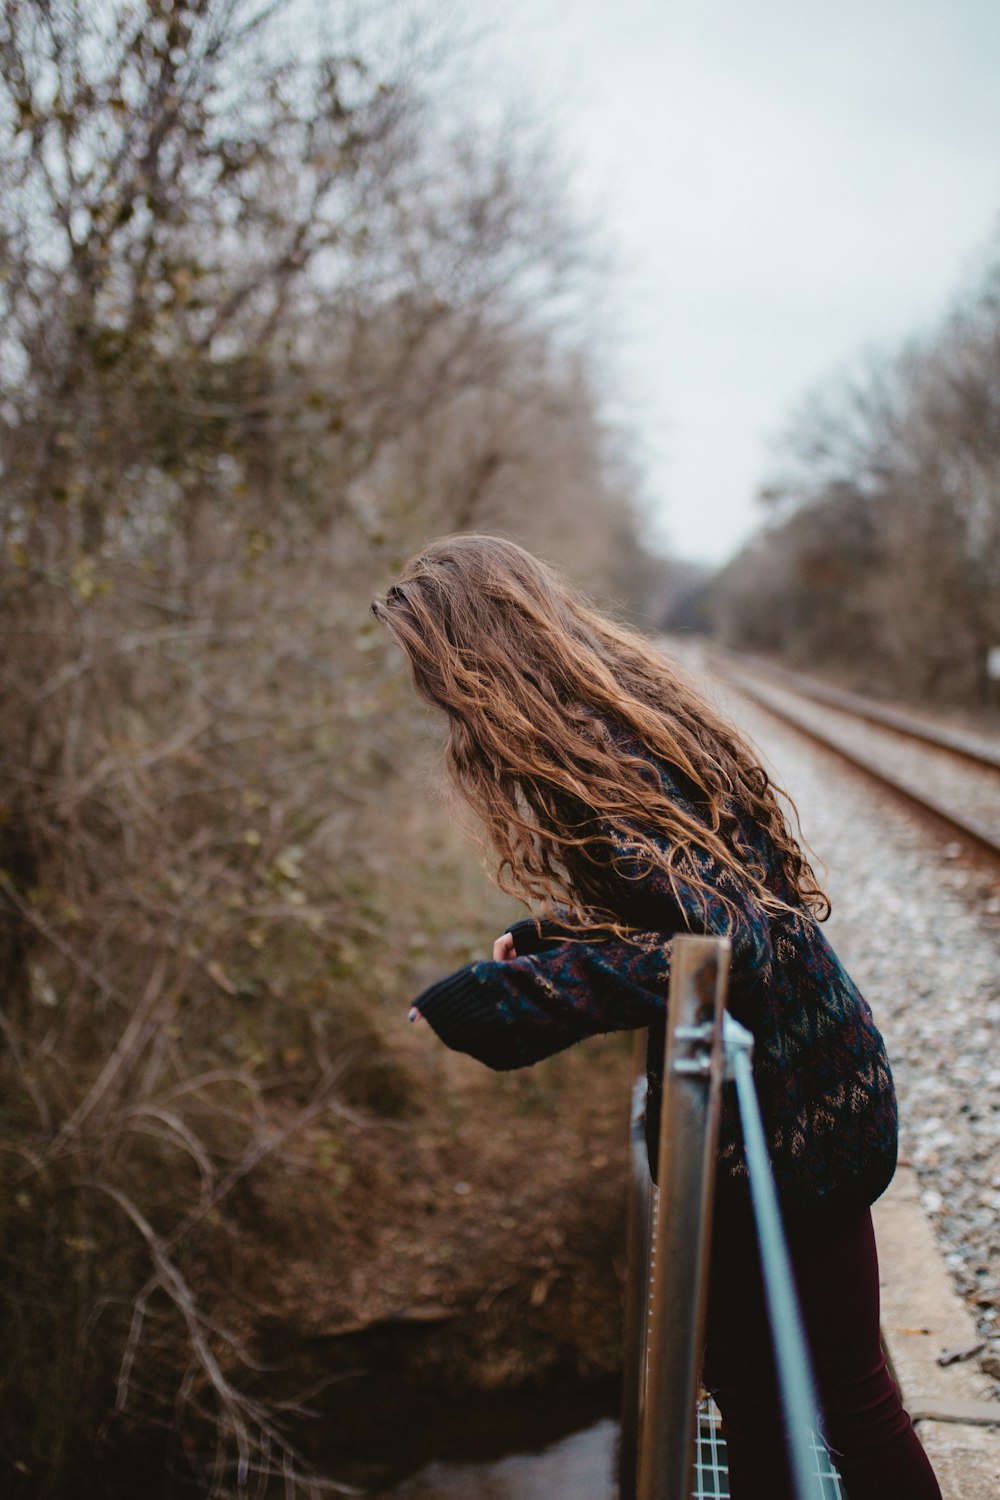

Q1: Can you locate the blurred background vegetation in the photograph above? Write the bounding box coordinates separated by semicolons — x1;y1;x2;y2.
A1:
710;258;1000;708
0;1;661;1493
3;0;999;1495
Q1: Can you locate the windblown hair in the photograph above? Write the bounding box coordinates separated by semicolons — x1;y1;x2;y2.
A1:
371;534;830;932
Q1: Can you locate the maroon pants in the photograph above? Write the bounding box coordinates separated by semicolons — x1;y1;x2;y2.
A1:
702;1202;942;1500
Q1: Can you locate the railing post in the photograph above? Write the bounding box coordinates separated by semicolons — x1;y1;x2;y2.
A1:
636;935;730;1500
619;1032;653;1500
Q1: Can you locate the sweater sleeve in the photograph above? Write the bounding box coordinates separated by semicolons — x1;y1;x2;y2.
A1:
506;915;577;956
413;805;776;1072
412;927;677;1071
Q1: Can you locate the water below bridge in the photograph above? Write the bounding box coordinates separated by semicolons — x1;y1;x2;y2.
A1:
379;1416;618;1499
337;1390;840;1499
319;1382;621;1498
320;1384;767;1500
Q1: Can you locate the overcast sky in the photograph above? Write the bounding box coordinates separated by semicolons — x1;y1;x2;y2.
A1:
479;0;1000;567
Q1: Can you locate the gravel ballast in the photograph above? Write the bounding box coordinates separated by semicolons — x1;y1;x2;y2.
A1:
690;659;1000;1395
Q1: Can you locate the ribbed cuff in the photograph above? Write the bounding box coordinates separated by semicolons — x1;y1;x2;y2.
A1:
507;916;573;957
413;966;524;1069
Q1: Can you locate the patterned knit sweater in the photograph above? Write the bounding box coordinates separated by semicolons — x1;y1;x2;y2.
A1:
413;757;898;1221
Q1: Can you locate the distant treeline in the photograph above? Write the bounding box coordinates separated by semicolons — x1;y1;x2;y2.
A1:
0;3;654;1494
712;242;1000;710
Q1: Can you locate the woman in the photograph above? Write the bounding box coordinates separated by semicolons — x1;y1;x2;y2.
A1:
371;533;941;1500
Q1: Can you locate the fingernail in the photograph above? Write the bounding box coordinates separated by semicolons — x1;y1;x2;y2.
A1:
407;1007;420;1023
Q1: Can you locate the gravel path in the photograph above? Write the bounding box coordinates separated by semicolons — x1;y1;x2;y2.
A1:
675;649;1000;1394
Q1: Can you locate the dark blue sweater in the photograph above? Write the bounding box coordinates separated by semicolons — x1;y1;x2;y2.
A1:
413;763;898;1220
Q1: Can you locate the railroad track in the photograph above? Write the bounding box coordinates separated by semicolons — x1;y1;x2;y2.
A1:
708;651;1000;865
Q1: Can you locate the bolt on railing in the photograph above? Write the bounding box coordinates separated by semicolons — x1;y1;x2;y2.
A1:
619;934;831;1500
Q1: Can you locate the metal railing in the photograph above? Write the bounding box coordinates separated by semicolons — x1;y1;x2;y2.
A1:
619;935;839;1500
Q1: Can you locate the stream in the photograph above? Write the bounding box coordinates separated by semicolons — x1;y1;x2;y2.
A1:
379;1416;618;1499
313;1381;622;1498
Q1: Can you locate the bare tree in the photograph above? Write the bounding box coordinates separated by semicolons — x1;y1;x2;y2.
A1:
713;248;1000;710
0;5;654;1494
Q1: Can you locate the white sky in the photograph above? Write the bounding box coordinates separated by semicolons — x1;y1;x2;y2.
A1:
479;0;1000;566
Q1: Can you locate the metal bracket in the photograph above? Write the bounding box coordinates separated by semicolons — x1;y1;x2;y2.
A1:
669;1015;754;1081
671;1058;711;1077
673;1023;715;1044
669;1020;717;1077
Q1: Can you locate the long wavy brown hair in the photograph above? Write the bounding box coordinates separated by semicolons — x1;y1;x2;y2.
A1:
371;534;829;932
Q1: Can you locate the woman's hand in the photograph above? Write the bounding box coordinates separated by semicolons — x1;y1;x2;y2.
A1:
492;931;516;962
409;932;516;1025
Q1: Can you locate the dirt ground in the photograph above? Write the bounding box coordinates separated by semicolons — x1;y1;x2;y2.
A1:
258;1029;635;1366
236;1029;636;1484
157;768;643;1489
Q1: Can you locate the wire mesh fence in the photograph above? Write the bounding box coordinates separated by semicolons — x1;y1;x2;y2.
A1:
691;1400;845;1500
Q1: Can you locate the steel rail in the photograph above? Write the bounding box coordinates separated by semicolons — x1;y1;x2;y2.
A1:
715;651;1000;773
620;1036;653;1500
725;1015;827;1500
723;668;1000;864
